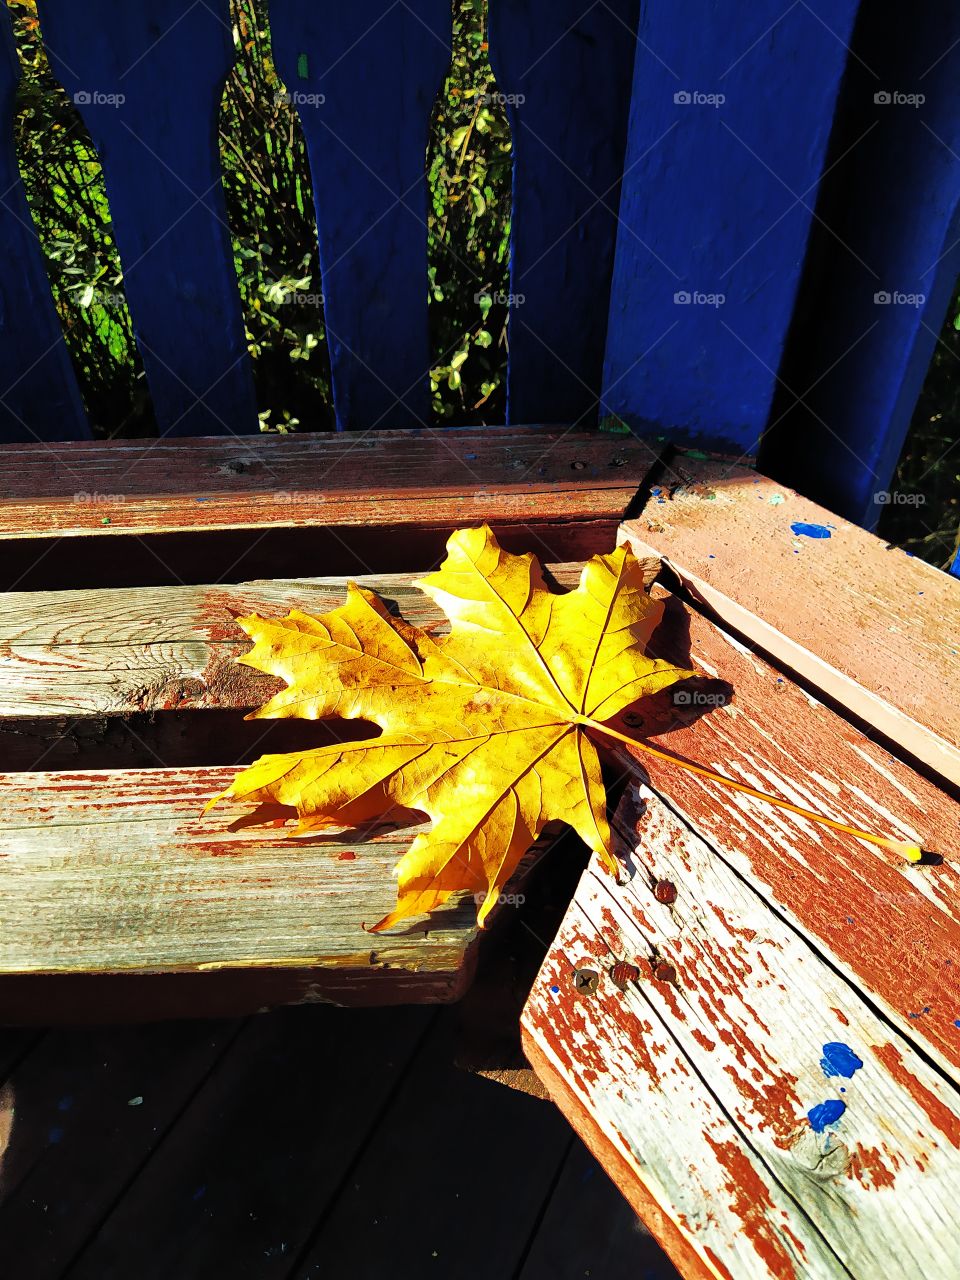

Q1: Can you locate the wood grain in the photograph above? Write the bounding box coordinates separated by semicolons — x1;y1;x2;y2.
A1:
620;458;960;786
0;567;605;768
523;784;960;1280
0;766;492;1015
0;429;655;589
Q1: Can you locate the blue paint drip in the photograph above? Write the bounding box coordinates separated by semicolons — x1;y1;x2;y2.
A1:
790;521;833;539
808;1099;846;1132
820;1042;863;1079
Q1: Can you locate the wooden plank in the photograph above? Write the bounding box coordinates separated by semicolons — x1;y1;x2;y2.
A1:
518;1139;680;1280
0;1019;241;1273
39;0;257;437
270;2;449;431
621;583;960;1081
487;1;638;425
8;1007;430;1279
0;565;640;769
601;0;858;454
760;3;960;524
292;1012;572;1280
523;779;960;1280
620;459;960;786
0;428;656;589
0;13;89;442
0;766;494;1018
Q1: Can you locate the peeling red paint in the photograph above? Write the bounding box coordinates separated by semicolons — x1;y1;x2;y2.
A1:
703;1134;802;1279
848;1145;898;1190
831;1007;849;1027
871;1043;960;1149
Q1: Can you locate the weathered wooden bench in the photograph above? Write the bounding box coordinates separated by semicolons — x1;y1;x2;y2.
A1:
2;4;960;1279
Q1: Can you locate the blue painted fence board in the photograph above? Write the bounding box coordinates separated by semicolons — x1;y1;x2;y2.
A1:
487;0;639;427
269;1;449;432
760;0;960;531
0;12;87;443
38;0;257;438
601;0;859;455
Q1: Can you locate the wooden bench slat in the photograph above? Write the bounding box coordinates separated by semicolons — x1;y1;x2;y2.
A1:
523;785;960;1280
0;429;653;538
632;587;960;1083
0;429;655;590
0;765;487;1016
620;460;960;786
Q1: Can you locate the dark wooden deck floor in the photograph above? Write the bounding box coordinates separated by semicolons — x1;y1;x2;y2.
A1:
0;1005;679;1279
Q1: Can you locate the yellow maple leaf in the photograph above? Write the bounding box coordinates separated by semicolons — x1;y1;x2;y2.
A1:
210;526;692;929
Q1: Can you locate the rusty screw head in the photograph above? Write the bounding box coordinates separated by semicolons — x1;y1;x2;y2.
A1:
652;961;677;985
572;967;600;995
609;961;640;992
654;879;677;905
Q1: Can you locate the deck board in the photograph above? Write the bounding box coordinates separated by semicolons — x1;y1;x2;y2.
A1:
620;459;960;785
0;1007;677;1280
64;1007;433;1280
291;1015;573;1280
0;1020;240;1275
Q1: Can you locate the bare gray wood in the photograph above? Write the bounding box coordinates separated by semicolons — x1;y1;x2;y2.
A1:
0;765;495;1009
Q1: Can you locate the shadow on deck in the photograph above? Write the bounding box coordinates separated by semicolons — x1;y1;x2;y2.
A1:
0;1004;678;1279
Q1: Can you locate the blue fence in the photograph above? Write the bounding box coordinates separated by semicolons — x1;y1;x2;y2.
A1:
1;1;958;546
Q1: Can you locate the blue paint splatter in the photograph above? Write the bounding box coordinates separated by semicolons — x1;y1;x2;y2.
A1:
193;1185;207;1202
954;1019;960;1028
550;984;560;994
791;521;832;540
808;1099;846;1132
820;1042;863;1079
48;1126;64;1145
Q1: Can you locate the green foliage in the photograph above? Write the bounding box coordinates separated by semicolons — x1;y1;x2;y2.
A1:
878;293;960;570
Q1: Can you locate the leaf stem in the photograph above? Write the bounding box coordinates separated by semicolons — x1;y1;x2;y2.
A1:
580;716;924;862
